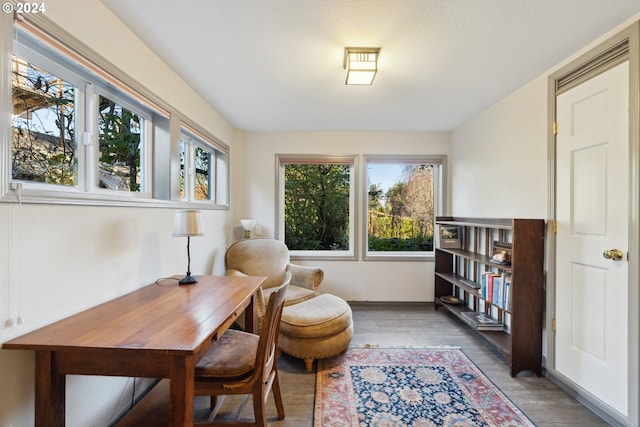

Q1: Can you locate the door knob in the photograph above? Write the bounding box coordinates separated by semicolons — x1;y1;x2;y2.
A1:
603;249;624;261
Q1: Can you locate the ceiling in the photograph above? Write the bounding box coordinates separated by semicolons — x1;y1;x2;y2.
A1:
101;1;640;132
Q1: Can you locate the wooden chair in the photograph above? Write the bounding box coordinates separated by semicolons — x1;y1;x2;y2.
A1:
193;285;288;426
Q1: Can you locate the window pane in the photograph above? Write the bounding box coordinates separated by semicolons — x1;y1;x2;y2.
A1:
98;95;143;192
12;55;78;185
367;163;434;252
284;163;350;251
180;125;227;204
194;146;210;200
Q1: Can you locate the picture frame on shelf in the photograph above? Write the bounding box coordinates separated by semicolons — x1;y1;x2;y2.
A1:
439;225;462;248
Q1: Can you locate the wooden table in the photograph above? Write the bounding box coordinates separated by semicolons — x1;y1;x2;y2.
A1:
2;275;265;426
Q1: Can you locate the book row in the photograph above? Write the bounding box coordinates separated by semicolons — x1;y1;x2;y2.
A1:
480;271;511;311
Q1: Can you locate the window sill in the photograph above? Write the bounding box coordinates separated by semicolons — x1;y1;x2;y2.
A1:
0;186;228;210
364;253;435;262
290;250;357;261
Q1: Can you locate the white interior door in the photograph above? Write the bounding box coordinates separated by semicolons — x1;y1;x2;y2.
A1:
555;61;629;415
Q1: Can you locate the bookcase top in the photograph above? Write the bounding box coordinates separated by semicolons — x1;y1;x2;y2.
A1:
435;217;544;230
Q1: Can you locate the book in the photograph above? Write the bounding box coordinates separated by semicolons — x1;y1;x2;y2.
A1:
486;273;501;303
480;272;494;299
492;275;502;306
461;312;504;331
503;275;512;311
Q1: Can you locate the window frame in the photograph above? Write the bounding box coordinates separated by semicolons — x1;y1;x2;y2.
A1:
93;85;153;197
11;36;87;194
276;154;358;260
362;154;447;261
1;13;230;210
179;124;228;206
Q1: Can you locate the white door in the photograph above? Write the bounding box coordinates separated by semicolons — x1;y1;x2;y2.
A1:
556;61;629;415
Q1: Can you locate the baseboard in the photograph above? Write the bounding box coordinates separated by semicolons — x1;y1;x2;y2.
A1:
545;368;633;427
347;301;433;307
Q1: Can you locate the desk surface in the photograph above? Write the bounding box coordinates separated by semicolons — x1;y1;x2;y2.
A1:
3;275;264;355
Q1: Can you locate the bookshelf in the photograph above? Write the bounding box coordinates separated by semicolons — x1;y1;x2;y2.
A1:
434;216;545;377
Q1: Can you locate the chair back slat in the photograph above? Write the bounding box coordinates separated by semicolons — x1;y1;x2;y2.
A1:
253;284;288;382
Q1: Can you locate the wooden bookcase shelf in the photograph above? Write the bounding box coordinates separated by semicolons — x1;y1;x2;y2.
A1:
434;216;545;377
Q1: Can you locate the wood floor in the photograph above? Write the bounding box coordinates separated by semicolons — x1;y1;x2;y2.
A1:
266;302;608;427
118;302;609;426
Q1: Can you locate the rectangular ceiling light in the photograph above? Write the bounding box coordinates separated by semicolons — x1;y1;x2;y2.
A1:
344;47;380;85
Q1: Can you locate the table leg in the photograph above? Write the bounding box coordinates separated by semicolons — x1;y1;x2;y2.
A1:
169;355;195;426
245;292;257;333
35;351;65;427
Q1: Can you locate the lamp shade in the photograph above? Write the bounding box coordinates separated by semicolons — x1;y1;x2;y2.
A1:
240;219;256;231
240;219;256;238
173;210;204;237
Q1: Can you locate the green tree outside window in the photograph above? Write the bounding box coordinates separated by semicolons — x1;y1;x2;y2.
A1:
284;164;350;251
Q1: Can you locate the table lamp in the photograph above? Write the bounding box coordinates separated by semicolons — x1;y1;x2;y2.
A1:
173;210;204;285
240;219;256;238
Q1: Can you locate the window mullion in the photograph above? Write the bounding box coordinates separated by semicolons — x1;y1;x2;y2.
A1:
277;165;286;241
186;141;195;201
140;119;151;193
84;82;95;192
211;152;217;203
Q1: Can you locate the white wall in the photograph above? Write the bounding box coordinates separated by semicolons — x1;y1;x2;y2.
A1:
450;12;640;219
450;77;549;218
240;131;449;302
0;1;238;425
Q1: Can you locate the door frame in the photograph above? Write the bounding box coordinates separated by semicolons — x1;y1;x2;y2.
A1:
546;22;640;426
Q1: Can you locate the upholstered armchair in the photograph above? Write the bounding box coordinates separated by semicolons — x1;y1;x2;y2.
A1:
224;238;323;324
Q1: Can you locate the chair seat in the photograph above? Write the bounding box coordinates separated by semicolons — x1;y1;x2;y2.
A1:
280;293;352;338
195;329;259;379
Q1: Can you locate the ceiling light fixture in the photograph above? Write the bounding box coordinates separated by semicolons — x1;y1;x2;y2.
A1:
343;47;380;85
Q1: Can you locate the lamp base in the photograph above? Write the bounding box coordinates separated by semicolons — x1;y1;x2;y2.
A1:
178;275;198;285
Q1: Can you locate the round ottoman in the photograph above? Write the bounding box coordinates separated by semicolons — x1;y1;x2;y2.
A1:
279;293;353;371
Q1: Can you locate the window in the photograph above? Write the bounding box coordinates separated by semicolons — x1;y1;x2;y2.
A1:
97;94;148;192
364;155;445;259
9;23;156;199
277;155;356;259
180;125;228;205
12;56;78;186
3;17;230;208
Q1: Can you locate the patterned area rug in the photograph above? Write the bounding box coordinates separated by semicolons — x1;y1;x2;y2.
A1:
314;347;535;427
